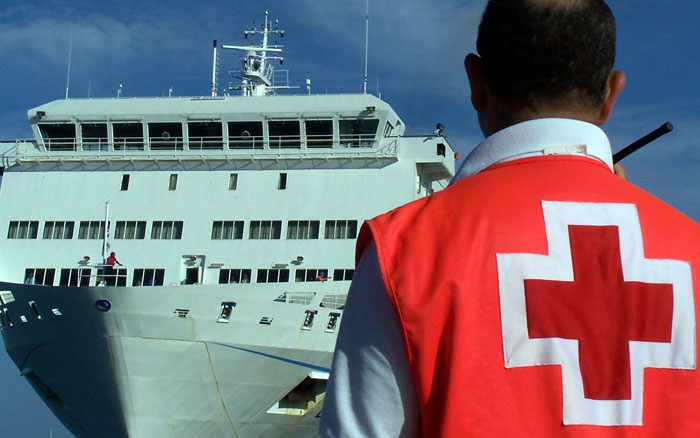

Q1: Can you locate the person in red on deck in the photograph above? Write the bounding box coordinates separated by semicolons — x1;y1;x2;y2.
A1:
320;0;700;437
105;251;123;286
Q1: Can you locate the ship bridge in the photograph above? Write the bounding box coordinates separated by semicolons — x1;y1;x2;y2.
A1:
11;93;454;180
27;93;399;154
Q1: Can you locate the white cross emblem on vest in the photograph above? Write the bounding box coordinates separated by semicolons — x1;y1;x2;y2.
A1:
497;201;695;425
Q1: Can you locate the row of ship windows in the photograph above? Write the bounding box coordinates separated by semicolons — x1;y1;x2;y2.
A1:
23;267;355;287
7;220;358;240
37;118;384;152
120;173;272;192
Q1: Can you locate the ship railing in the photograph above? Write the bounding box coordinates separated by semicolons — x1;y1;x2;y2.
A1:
149;136;185;151
229;135;265;149
269;134;302;149
0;139;37;166
90;264;128;287
377;137;399;155
319;294;347;310
40;265;128;287
339;133;377;148
14;137;401;161
1;142;18;166
82;138;110;151
305;134;334;149
188;137;225;150
274;291;316;305
113;137;144;151
270;69;290;87
44;137;78;152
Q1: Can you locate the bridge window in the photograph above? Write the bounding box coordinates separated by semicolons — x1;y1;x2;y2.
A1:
188;121;223;150
339;119;379;148
287;220;320;239
269;120;301;149
78;221;107;239
218;268;251;284
24;268;56;286
211;221;244;240
333;269;355;281
249;220;282;239
151;221;183;239
81;123;108;151
324;220;358;239
132;268;165;286
43;221;74;239
7;221;39;239
114;221;146;239
38;123;76;151
257;269;290;283
305;120;333;148
169;174;178;191
148;122;183;150
383;121;394;137
113;122;144;150
228;121;263;149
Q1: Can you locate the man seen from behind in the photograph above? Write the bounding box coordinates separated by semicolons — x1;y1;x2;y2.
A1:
320;0;700;436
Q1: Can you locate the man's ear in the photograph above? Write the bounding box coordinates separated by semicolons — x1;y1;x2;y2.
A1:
465;53;488;111
596;70;626;125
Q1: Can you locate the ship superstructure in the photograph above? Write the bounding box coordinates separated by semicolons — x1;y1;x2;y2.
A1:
0;12;455;438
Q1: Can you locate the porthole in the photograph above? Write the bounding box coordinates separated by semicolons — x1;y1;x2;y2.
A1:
95;299;112;312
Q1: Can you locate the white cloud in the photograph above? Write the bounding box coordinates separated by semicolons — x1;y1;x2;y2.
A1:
0;13;199;67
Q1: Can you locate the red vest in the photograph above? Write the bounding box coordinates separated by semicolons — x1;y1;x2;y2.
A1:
357;156;700;437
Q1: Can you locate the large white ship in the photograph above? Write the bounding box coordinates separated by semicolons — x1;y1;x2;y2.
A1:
0;12;455;437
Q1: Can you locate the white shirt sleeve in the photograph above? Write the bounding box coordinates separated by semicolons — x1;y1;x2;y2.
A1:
320;241;420;438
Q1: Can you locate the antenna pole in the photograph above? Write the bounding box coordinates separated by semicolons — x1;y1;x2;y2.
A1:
363;0;369;94
102;202;110;262
261;11;269;79
65;29;73;99
211;40;218;97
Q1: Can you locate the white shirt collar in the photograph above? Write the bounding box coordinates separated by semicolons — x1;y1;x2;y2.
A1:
451;118;613;183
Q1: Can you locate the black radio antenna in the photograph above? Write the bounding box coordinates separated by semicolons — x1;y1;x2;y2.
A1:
612;122;673;164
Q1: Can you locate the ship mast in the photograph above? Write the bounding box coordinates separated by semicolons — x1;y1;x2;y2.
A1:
210;40;219;97
101;201;110;262
221;11;286;96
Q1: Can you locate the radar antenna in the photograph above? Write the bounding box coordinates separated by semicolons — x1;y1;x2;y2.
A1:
221;11;288;96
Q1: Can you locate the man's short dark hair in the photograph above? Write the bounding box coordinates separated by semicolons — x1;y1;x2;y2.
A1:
476;0;616;111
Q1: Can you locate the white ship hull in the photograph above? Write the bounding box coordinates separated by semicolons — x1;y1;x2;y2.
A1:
1;281;342;437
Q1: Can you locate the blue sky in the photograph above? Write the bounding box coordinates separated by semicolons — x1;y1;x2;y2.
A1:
0;1;698;436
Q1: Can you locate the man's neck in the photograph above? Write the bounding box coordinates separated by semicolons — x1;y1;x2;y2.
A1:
480;103;599;137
